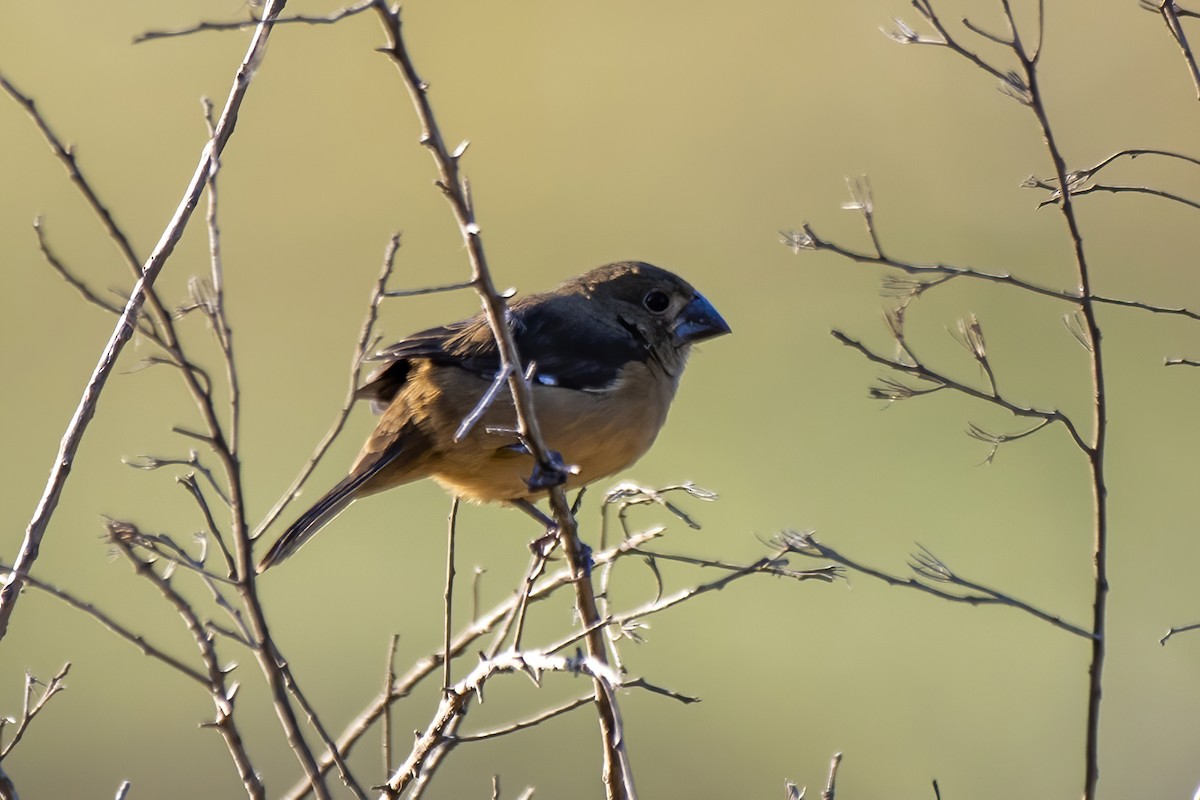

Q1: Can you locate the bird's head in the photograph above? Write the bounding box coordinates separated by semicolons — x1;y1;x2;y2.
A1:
571;262;731;374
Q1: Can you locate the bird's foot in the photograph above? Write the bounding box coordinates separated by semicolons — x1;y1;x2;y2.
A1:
575;540;594;577
525;448;572;491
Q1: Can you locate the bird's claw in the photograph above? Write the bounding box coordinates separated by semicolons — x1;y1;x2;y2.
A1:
576;540;594;577
525;449;571;491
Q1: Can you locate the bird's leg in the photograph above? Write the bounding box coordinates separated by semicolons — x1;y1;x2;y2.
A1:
512;498;556;529
494;431;575;491
524;449;572;492
512;499;560;557
491;426;576;492
511;498;593;576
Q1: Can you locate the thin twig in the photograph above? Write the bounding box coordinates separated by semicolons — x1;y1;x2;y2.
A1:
1160;621;1200;645
0;563;210;686
381;634;400;776
1037;182;1200;212
802;4;1113;795
1064;147;1200;179
384;280;475;297
1149;0;1200;99
133;0;377;44
822;752;843;800
1005;3;1111;793
32;218;159;339
508;550;553;655
444;498;460;691
276;657;370;800
0;663;70;759
831;329;1090;454
453;695;593;742
200;96;241;457
779;532;1093;640
175;472;238;580
255;232;401;538
125;450;233;507
621;678;701;705
783;224;1200;322
377;650;621;798
278;527;667;799
106;522;265;798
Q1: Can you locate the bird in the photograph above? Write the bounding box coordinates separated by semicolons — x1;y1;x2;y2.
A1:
256;261;730;572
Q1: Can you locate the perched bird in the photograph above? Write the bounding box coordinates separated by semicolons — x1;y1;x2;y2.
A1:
256;261;730;572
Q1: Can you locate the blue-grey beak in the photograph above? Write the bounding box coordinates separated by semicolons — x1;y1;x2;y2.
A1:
672;292;731;345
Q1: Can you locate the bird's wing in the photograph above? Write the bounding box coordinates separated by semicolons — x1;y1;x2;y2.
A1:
358;295;646;407
355;320;473;411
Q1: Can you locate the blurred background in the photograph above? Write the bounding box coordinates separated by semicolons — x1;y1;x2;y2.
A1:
3;1;1200;797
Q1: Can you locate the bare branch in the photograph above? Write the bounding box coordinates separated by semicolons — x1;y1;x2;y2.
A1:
106;521;264;798
822;752;844;800
452;695;593;743
1160;621;1200;645
383;280;475;297
0;0;288;640
255;232;401;538
371;5;634;795
1145;0;1200;99
124;450;232;508
779;532;1094;639
1036;182;1200;212
278;527;671;799
378;650;622;798
784;222;1200;322
381;634;400;776
443;498;460;691
199;97;241;457
275;658;369;800
133;0;377;44
0;663;70;759
903;1;1013;84
831;329;1089;454
0;562;210;686
32;218;158;340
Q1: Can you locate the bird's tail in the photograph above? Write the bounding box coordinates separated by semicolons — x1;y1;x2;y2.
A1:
256;469;378;573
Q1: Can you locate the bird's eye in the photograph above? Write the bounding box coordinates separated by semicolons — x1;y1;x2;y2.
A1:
642;289;670;314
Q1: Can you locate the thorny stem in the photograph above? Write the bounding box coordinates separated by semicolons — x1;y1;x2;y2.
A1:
999;6;1110;796
107;527;265;799
798;3;1117;796
0;0;286;647
255;233;402;538
1149;0;1200;99
371;4;632;797
900;3;1109;796
3;5;333;790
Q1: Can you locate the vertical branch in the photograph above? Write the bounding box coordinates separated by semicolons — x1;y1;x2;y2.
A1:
822;751;843;800
370;5;633;797
443;497;460;691
201;97;241;456
381;633;400;778
1008;11;1109;800
1152;0;1200;99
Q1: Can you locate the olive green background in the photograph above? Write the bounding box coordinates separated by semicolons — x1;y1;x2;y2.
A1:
3;1;1200;798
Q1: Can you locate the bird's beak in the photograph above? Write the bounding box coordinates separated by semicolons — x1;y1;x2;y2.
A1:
672;292;731;345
